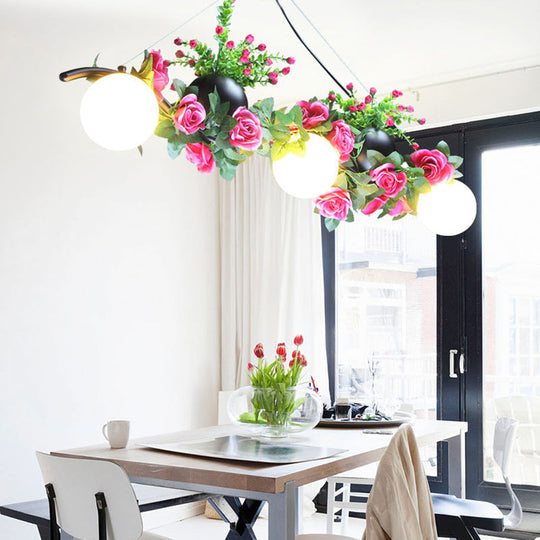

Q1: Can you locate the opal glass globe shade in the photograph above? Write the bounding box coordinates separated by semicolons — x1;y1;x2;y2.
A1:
80;73;159;151
417;180;477;236
271;134;340;198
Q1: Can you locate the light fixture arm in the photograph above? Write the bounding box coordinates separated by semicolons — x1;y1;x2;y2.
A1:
59;67;120;82
274;0;351;97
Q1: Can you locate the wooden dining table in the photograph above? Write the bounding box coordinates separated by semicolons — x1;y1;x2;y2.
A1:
52;419;467;540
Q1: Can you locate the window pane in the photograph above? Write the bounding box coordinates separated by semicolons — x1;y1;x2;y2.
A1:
336;216;437;474
482;144;540;487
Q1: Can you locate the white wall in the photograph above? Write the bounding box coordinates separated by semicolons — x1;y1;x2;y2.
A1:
0;4;221;539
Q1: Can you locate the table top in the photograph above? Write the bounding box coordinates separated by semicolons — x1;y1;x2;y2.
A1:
52;419;466;495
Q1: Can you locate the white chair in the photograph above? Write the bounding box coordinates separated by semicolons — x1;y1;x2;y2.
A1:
36;452;173;540
326;417;522;537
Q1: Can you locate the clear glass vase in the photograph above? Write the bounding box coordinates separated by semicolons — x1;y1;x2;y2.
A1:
227;385;323;438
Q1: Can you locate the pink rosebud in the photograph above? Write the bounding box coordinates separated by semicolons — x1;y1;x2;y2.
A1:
189;39;197;48
386;115;395;127
412;143;420;150
245;34;254;44
346;82;354;90
240;56;250;64
419;118;426;125
294;335;304;346
163;60;170;67
175;50;184;58
327;120;355;162
242;48;250;56
292;350;298;358
258;43;266;51
407;106;414;112
188;59;195;66
247;362;254;371
296;100;329;129
392;89;400;98
287;57;295;64
282;67;290;75
226;40;234;49
300;355;307;367
174;94;206;135
174;37;181;45
184;143;215;174
215;25;224;34
398;105;405;112
243;67;251;75
370;87;377;94
289;359;295;368
328;93;336;101
358;102;366;110
268;71;278;79
270;78;278;85
410;148;454;186
276;343;287;358
266;58;273;66
349;105;357;112
315;188;353;221
148;50;169;100
365;95;372;104
370;163;407;197
254;343;264;358
362;195;389;216
229;107;263;151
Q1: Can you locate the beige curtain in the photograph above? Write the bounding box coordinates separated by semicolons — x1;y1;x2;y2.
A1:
219;154;329;402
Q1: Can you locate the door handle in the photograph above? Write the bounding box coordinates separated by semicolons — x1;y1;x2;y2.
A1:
459;353;466;374
449;349;458;378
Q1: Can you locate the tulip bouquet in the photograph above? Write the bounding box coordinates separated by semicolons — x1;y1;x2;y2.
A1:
239;335;309;427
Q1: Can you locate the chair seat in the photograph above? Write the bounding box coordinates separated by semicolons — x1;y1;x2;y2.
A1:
432;493;504;532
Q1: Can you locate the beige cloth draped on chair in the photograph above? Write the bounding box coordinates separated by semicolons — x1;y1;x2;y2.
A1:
362;424;438;540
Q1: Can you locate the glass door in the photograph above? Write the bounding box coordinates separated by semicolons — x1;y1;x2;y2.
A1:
464;119;540;515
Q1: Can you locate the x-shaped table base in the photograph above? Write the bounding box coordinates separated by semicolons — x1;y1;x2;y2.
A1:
208;496;266;539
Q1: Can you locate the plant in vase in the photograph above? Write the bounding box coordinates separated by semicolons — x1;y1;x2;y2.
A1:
228;335;322;437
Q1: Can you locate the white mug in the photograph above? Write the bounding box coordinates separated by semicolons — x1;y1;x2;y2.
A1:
102;420;130;449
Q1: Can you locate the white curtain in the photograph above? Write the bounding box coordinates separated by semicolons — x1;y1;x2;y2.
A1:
219;154;330;402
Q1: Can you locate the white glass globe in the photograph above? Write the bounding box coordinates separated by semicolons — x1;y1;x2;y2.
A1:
80;73;159;151
271;134;340;198
417;180;477;236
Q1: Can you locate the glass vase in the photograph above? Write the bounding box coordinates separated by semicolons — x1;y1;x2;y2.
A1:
227;385;323;438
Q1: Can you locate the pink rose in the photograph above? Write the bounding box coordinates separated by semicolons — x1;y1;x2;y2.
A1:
346;82;354;90
229;107;263;151
410;149;455;186
282;67;290;75
370;163;407;197
315;188;353;221
148;50;168;100
245;34;254;44
226;40;234;49
361;196;389;215
327;120;355;162
296;100;329;129
258;43;266;51
266;58;273;66
173;94;206;135
287;57;295;64
215;25;224;34
365;95;372;104
370;87;377;94
184;143;215;173
189;39;197;48
328;93;336;102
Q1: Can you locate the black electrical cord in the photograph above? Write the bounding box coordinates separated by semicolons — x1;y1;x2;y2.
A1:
274;0;352;97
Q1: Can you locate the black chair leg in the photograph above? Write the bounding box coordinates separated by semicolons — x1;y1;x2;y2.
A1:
435;514;478;540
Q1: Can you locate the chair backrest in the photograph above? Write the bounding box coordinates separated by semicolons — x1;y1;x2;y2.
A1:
493;416;518;477
492;417;523;528
36;452;143;540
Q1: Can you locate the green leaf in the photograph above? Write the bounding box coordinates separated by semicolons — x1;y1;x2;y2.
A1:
325;217;340;232
413;176;431;193
453;170;463;179
346;208;355;222
406;167;426;178
223;148;245;163
209;90;219;113
172;79;186;97
255;97;274;118
184;85;199;96
154;119;176;139
137;145;143;157
386;151;404;167
219;159;238;181
448;155;464;168
366;149;386;167
333;172;348;190
275;110;294;125
290;105;303;126
167;138;185;159
436;140;451;157
92;53;100;67
271;142;290;161
289;140;306;158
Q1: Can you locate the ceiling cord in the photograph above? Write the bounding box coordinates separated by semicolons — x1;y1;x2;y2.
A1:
274;0;352;97
122;0;220;66
288;0;369;93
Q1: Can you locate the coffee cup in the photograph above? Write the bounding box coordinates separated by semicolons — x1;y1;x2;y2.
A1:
102;420;130;449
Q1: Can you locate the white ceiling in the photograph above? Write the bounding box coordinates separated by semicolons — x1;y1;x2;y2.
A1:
9;0;540;106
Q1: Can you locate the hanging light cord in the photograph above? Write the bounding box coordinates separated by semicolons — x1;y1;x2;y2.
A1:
122;0;220;66
288;0;369;93
274;0;352;97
